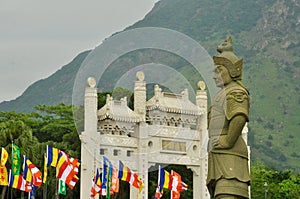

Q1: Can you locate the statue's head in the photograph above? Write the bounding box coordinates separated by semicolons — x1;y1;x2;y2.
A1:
213;36;243;81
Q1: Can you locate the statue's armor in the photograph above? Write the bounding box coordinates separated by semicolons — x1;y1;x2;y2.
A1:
207;81;250;198
208;81;249;158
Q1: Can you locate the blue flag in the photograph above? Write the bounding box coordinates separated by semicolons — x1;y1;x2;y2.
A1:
101;156;112;199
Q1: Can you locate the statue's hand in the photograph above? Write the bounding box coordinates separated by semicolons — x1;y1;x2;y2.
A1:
208;137;219;151
210;135;234;149
212;137;219;146
214;135;232;149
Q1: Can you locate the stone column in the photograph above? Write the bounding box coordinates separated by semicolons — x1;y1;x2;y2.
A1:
80;77;99;199
195;81;210;199
187;166;210;199
130;122;149;199
196;81;208;137
138;123;149;199
134;71;146;121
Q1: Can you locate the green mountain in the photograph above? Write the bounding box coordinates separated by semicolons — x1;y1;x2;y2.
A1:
1;0;299;171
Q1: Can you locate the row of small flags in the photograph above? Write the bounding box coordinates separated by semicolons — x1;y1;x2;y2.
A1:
0;144;80;198
90;157;188;199
1;145;188;198
154;165;188;199
90;156;144;198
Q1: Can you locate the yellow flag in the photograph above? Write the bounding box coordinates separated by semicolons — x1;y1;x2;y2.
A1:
43;154;47;183
0;165;8;186
1;148;8;166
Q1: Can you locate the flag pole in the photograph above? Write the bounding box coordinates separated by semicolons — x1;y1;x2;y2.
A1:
43;152;47;199
56;178;59;199
43;173;47;199
11;141;13;199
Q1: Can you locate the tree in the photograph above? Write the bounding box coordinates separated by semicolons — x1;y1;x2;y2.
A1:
251;161;300;198
0;119;40;199
0;103;81;198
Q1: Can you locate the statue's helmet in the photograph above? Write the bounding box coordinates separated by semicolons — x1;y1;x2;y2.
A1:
213;36;243;80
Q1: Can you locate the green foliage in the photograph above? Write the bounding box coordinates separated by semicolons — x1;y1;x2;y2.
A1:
98;87;134;110
251;162;300;198
0;103;81;198
34;103;77;143
0;113;41;198
98;91;112;108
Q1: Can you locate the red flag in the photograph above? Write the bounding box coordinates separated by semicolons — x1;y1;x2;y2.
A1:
24;156;42;187
171;170;181;199
8;170;32;192
110;166;119;194
90;168;102;197
170;170;188;199
118;160;143;191
154;186;163;199
56;151;80;189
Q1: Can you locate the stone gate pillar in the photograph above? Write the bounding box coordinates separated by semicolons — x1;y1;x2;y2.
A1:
80;77;99;199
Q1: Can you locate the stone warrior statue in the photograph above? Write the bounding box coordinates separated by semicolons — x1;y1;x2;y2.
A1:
206;36;250;199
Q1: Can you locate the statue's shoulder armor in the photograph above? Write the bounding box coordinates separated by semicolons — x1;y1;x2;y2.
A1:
225;83;249;121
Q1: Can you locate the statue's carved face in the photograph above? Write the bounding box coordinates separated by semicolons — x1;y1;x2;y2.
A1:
213;65;232;87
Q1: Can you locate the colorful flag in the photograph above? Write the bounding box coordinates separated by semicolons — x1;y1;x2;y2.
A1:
22;155;32;183
102;156;113;199
155;166;188;199
23;155;43;187
28;183;36;199
67;174;79;189
69;156;80;175
0;165;8;185
118;160;130;182
12;144;21;175
8;170;32;192
46;145;59;167
58;179;67;195
56;150;80;189
118;160;143;191
1;147;8;166
90;168;102;197
0;147;9;186
181;181;188;191
158;165;172;191
154;186;163;199
43;154;47;183
171;170;181;199
110;166;119;194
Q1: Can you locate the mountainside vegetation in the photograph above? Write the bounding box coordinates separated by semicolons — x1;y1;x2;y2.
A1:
0;0;299;171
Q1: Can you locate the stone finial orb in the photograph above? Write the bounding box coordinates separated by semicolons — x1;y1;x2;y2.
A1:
136;71;145;81
87;77;96;88
198;81;206;90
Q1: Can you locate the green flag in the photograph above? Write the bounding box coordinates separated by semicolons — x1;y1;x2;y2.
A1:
12;144;21;175
58;179;66;195
107;167;111;199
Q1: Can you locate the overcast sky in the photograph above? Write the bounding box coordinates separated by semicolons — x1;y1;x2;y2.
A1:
0;0;159;103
